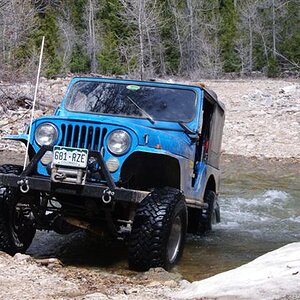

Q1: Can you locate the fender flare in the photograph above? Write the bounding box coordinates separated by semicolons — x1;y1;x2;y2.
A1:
3;134;35;158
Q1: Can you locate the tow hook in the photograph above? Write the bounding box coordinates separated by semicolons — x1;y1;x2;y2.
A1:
53;172;66;182
17;179;30;194
102;188;115;204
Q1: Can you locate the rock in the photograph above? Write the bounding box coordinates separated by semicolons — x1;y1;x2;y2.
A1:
123;288;139;294
47;263;63;270
147;281;161;287
35;257;63;268
80;292;109;299
172;243;300;300
279;85;297;95
135;267;182;283
163;280;178;288
0;251;11;258
13;253;31;262
247;90;273;106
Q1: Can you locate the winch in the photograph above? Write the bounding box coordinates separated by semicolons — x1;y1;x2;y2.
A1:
51;166;86;185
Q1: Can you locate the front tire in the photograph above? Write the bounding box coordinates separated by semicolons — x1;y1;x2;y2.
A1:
128;187;187;271
0;164;36;255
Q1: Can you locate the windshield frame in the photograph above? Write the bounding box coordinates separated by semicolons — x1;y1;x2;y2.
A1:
63;80;198;124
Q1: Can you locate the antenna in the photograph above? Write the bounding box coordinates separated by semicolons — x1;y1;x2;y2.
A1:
23;36;45;170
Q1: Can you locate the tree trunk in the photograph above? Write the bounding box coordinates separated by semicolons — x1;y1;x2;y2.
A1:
158;33;166;75
138;0;145;80
249;18;253;72
272;0;276;58
168;0;184;73
89;0;97;73
146;24;154;76
186;0;195;72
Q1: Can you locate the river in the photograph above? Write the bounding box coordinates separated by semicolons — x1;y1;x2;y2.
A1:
1;152;299;282
179;155;300;281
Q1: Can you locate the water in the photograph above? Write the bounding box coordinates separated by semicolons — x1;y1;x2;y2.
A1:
178;156;300;281
1;152;299;281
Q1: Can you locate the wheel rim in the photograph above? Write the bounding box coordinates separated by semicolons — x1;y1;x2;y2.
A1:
211;208;217;224
167;215;182;263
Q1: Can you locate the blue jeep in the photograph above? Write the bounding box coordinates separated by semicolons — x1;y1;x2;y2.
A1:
0;77;225;271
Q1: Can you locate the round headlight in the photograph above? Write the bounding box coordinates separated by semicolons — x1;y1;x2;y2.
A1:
35;123;58;146
107;130;131;155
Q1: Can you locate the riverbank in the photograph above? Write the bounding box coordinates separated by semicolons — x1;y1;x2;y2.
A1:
1;242;300;299
0;251;179;300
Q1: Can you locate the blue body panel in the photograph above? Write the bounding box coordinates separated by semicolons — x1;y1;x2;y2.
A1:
4;77;220;204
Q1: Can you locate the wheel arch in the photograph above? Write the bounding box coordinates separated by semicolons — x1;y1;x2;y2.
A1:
3;136;35;159
120;151;181;190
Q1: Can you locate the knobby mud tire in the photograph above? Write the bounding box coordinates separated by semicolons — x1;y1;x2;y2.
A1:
198;190;220;234
128;187;187;271
0;164;36;255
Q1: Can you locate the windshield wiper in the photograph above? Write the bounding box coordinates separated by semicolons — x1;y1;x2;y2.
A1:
126;96;155;124
179;122;195;134
179;122;199;142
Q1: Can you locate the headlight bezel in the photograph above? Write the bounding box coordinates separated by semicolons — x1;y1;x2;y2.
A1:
35;122;58;146
107;130;131;155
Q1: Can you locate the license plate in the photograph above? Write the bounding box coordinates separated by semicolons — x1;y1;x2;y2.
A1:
53;146;89;168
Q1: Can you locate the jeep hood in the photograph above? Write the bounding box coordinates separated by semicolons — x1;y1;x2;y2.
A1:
28;115;194;160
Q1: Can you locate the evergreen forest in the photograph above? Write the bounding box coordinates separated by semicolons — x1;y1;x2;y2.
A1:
0;0;299;79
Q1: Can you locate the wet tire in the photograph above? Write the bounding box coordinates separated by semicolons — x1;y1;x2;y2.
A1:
0;164;36;255
128;187;187;271
198;190;220;234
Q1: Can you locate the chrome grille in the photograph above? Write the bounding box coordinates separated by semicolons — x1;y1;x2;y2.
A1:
60;124;107;151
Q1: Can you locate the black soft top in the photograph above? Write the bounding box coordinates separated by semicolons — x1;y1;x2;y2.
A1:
202;87;225;111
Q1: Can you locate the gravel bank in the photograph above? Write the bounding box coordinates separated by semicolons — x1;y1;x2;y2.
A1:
0;251;179;300
206;79;300;158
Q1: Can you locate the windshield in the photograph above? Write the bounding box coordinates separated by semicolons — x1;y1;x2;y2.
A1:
65;81;197;122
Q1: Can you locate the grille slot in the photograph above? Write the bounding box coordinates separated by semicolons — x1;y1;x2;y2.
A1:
60;124;106;151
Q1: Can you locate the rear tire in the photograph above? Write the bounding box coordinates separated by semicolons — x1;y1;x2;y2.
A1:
0;164;36;255
198;190;220;234
128;187;187;271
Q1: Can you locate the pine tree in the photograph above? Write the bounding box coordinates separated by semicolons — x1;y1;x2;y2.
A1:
66;0;91;74
98;0;127;75
36;8;62;78
278;0;300;71
219;0;240;73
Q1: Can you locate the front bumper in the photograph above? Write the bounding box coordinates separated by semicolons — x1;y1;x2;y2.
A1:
0;173;148;203
0;146;148;203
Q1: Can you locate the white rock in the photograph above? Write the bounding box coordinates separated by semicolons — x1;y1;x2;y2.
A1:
79;293;110;299
13;253;30;261
279;85;297;95
172;242;300;300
